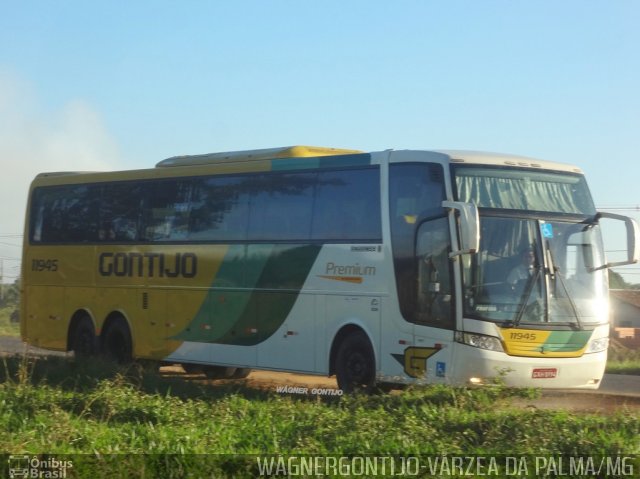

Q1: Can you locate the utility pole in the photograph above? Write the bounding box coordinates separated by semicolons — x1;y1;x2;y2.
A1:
0;259;3;302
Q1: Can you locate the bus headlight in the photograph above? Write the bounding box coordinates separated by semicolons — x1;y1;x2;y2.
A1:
455;332;504;352
585;337;609;354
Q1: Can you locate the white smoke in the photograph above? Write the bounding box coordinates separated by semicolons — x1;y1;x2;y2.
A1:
0;70;123;282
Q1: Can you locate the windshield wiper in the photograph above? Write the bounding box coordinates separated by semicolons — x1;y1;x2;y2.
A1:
505;266;542;329
547;242;583;330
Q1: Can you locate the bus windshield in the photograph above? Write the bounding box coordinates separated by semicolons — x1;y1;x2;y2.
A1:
461;216;608;325
454;166;596;215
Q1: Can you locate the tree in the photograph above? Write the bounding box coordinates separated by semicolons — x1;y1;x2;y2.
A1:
609;270;631;290
0;277;20;308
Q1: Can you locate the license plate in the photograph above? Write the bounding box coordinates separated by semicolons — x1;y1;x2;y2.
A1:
532;368;557;379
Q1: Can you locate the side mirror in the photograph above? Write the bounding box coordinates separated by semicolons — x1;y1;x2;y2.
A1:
442;201;479;257
595;212;640;269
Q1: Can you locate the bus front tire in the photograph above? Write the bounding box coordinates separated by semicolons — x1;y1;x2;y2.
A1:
335;331;376;394
182;363;203;374
71;316;97;358
102;318;133;364
203;365;236;379
231;368;251;379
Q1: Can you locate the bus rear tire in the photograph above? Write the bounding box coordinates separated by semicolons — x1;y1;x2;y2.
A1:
102;318;133;364
335;331;376;394
71;316;97;358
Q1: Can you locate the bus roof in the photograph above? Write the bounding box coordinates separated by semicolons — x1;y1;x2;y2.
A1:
432;149;584;174
31;147;585;182
156;145;363;167
159;147;585;174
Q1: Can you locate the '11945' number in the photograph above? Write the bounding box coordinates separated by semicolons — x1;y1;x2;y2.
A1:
31;259;59;272
509;332;537;341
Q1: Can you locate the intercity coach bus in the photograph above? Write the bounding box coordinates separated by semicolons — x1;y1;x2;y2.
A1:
21;146;639;391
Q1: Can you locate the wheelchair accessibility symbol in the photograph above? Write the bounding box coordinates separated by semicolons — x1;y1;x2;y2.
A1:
541;223;554;238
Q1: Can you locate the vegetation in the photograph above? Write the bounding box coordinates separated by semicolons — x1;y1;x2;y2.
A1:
0;356;638;478
606;340;640;375
609;270;640;290
0;307;19;337
0;278;20;337
606;359;640;376
608;272;640;375
0;277;20;308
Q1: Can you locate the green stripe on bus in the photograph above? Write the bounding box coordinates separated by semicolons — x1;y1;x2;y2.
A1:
540;330;592;352
172;244;272;343
272;154;371;171
172;244;321;345
216;244;322;345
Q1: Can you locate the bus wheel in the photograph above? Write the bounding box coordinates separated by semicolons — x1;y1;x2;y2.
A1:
203;365;236;379
182;363;203;374
102;318;133;364
231;368;251;379
335;331;376;394
71;316;97;358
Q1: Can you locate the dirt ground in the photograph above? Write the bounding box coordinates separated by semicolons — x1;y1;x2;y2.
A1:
159;366;640;414
160;365;338;390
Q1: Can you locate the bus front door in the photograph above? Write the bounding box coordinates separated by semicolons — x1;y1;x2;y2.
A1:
411;217;455;383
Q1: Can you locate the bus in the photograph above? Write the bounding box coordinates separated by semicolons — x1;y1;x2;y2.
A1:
21;146;640;392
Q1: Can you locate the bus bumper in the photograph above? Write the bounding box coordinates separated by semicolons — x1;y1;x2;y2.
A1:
449;345;607;389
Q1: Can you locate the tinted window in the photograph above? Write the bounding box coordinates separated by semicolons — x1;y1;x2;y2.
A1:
99;183;146;242
31;185;98;243
389;163;447;323
416;217;454;328
145;179;194;241
248;172;316;241
312;168;381;241
190;176;250;241
30;167;382;244
390;163;445;224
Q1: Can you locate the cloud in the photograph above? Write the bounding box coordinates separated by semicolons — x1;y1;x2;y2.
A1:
0;70;123;280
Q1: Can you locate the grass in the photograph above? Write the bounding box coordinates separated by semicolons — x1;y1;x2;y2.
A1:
0;306;19;337
0;355;638;478
606;340;640;375
606;360;640;375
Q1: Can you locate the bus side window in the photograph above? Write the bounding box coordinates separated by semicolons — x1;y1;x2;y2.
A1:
247;172;315;241
389;162;446;324
99;183;146;243
312;168;381;241
31;185;98;243
189;176;250;242
145;179;193;241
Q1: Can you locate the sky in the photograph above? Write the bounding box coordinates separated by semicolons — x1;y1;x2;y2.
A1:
1;1;639;284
